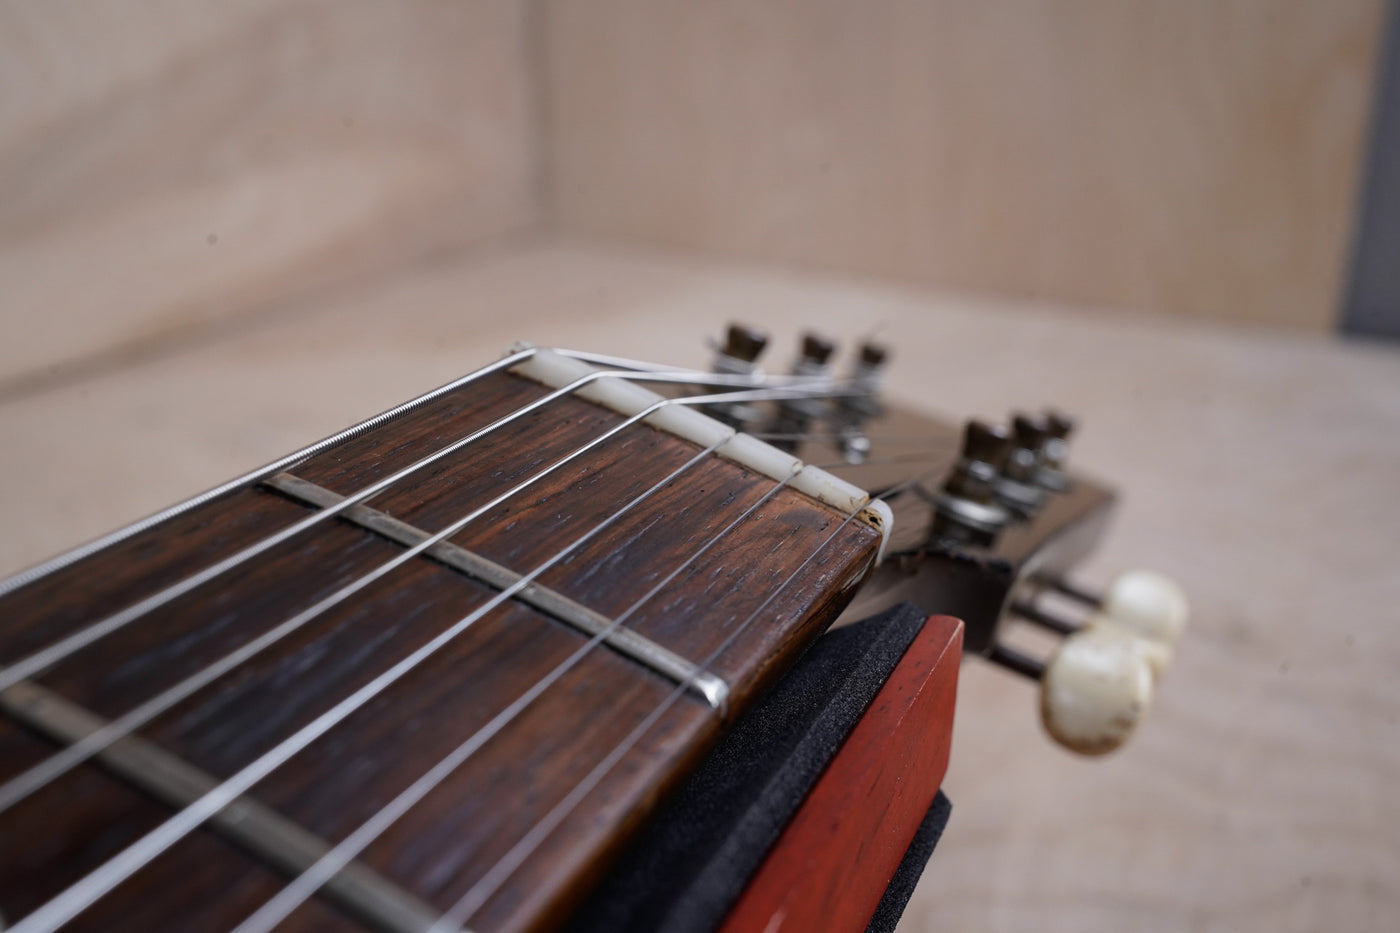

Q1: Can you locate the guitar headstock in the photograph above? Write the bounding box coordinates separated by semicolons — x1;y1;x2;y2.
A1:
687;323;1190;754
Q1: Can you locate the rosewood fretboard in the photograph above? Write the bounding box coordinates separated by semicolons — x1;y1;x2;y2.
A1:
0;365;881;933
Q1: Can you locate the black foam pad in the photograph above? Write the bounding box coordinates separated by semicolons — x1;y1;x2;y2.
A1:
565;602;950;933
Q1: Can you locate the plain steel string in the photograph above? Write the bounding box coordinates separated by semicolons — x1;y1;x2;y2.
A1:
0;349;538;601
8;380;857;933
7;433;724;933
231;469;803;933
0;340;832;605
0;381;846;813
808;450;958;471
0;378;834;812
434;482;913;931
0;364;840;693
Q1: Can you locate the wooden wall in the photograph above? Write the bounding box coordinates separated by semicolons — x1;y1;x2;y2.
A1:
543;0;1386;330
0;0;540;391
2;0;1387;391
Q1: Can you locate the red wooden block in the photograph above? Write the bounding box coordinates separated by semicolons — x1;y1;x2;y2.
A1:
718;614;964;933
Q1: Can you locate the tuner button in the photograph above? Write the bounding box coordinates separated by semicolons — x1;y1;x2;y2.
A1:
723;323;769;363
1101;570;1189;646
1041;622;1154;756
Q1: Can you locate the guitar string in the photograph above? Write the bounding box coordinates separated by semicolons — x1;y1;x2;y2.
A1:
435;481;915;931
745;431;954;447
0;365;841;694
238;475;901;933
7;435;727;933
0;349;539;601
553;349;946;461
0;342;850;603
9;377;875;933
0;382;837;814
230;469;803;933
807;448;959;472
555;348;879;399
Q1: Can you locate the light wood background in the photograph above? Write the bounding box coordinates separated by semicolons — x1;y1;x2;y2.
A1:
0;0;540;392
544;0;1386;330
0;241;1397;932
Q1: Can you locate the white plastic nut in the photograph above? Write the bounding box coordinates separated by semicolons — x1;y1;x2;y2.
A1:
1101;570;1189;645
1041;621;1154;756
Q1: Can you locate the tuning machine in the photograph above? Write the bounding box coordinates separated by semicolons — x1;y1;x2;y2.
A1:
831;341;889;464
988;570;1189;754
991;413;1056;518
767;333;836;452
925;420;1014;547
1036;409;1075;491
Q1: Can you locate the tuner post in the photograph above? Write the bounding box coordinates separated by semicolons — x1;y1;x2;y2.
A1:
992;413;1054;519
707;323;770;429
768;332;836;452
1035;409;1075;490
926;420;1014;548
832;340;889;464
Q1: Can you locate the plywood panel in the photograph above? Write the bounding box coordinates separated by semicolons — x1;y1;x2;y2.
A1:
0;0;540;389
544;0;1385;330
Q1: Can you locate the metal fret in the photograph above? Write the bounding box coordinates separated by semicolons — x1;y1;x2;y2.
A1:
262;472;730;710
0;681;440;933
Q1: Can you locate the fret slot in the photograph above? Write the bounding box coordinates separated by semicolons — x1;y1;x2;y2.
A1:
262;472;730;711
0;680;441;933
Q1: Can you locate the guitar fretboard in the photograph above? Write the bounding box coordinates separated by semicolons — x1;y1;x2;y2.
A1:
0;363;881;932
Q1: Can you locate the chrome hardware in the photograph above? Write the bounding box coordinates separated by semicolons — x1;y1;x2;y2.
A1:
832;341;889;464
768;332;836;452
706;323;770;429
993;414;1053;518
926;420;1014;547
1036;409;1075;490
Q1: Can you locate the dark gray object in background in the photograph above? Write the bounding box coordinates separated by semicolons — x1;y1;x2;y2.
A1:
1343;0;1400;339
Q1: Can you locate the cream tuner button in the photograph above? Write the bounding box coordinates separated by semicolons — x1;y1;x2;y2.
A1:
1041;622;1154;756
1101;569;1189;645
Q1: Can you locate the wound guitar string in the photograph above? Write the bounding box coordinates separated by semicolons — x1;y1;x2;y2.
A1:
0;362;826;694
435;482;913;931
0;381;841;814
232;466;806;933
0;348;541;602
237;475;906;933
12;435;723;933
6;356;879;932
